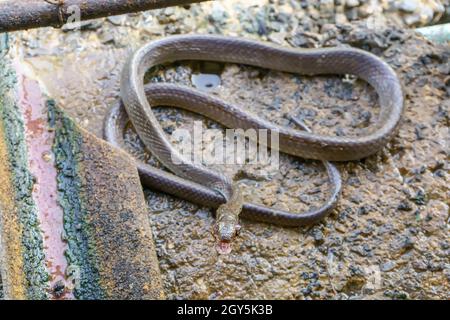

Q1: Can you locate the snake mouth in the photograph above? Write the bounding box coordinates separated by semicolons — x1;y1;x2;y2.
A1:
216;240;232;255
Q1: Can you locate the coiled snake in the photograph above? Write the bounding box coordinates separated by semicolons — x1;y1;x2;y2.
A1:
104;35;403;252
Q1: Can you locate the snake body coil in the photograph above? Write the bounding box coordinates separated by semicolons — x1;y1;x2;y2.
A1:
104;34;403;231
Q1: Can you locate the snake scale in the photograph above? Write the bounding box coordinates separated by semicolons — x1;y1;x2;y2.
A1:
104;35;403;250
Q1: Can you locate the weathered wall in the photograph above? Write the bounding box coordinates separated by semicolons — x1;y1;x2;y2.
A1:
0;34;164;299
0;34;49;299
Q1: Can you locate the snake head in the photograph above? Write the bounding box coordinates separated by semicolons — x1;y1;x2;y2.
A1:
216;222;242;254
217;220;239;242
215;221;239;255
214;185;243;254
215;206;240;255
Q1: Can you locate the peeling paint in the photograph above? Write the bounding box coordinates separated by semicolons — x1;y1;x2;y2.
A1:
16;68;73;300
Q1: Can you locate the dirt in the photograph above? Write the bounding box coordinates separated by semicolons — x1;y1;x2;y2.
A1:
9;0;450;299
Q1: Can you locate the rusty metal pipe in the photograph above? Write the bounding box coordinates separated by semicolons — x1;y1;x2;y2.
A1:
0;0;209;33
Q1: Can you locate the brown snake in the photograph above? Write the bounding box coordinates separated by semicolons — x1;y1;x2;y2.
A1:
104;35;403;249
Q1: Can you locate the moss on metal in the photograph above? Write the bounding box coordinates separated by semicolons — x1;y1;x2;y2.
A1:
49;100;105;299
0;33;49;299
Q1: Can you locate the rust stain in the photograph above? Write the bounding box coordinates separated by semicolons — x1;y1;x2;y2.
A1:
15;63;73;300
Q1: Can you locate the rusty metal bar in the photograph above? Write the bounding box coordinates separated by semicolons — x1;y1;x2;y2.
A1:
0;0;209;33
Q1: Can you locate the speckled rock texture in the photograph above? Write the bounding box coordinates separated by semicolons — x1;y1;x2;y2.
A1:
12;1;450;299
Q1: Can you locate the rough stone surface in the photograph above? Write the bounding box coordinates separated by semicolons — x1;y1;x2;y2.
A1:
13;1;450;299
50;102;165;299
57;108;166;300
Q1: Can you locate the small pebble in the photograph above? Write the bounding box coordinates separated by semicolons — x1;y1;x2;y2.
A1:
380;261;396;272
398;0;419;13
